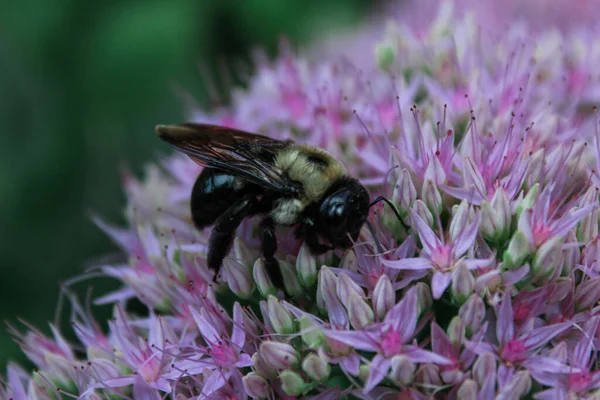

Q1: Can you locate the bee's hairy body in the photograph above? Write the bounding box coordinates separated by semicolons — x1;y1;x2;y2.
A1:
192;144;348;228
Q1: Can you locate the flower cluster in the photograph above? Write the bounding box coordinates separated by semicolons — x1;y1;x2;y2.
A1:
4;1;600;399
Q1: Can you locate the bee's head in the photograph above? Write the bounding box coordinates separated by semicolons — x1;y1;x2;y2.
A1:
317;178;370;248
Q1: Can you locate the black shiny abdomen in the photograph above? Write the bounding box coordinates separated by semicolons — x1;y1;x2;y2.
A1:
191;167;245;228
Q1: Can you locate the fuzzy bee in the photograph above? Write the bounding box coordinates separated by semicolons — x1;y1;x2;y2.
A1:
156;123;398;291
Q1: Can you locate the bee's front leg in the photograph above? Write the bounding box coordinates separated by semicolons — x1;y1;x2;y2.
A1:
259;216;286;294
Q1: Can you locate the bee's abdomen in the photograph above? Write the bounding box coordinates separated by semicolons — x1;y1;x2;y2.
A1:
190;168;246;229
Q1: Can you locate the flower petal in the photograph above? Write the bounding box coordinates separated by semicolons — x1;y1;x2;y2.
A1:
431;271;452;299
363;354;391;393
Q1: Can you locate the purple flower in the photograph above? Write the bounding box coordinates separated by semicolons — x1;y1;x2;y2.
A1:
322;286;451;393
5;0;600;398
467;292;575;387
382;206;490;299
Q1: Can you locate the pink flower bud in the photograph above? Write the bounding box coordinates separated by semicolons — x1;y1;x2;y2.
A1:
412;200;434;228
415;282;433;316
337;273;364;305
388;355;416;386
393;169;417;216
340;250;359;273
532;236;563;280
296;243;317;287
451;262;474;305
259;341;299;370
421;179;442;215
562;230;580;275
578;206;599;244
499;371;531;399
447;316;464;346
459;295;485;336
280;370;307;396
373;274;395;320
575;277;600;310
234;237;254;266
280;259;303;297
253;259;276;297
302;353;330;382
348;292;374;329
473;353;496;388
267;295;297;334
480;188;511;242
243;372;269;398
415;363;441;386
449;201;471;242
252;353;275;377
457;379;478;400
223;258;254;298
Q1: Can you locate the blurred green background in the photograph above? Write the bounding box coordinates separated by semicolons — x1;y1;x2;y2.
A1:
0;0;377;371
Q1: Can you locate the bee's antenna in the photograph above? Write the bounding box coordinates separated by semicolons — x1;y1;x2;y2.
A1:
369;196;409;229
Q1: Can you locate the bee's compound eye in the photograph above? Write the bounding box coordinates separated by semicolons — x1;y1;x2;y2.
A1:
332;204;345;219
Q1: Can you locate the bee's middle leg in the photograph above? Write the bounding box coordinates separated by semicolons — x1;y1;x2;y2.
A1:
208;196;257;277
259;216;285;292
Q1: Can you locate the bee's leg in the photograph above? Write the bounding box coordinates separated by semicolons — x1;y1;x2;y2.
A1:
259;216;285;292
297;221;333;255
208;196;257;278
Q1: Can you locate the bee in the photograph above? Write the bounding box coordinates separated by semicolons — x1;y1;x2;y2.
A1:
156;123;400;291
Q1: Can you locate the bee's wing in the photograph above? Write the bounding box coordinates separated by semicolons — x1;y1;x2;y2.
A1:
156;123;301;195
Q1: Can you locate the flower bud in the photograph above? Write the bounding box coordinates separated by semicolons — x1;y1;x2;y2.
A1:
451;262;474;305
578;206;599;244
575;277;600;310
449;200;472;243
415;282;433;316
302;353;331;382
447;316;464;346
393;169;417;217
424;155;447;185
457;379;478;400
415;363;441;386
373;274;395;320
234;237;254;266
473;353;496;388
563;230;580;275
500;371;531;398
337;273;364;306
412;200;434;228
503;231;531;269
359;364;370;382
299;316;326;349
259;341;299;370
243;372;269;398
267;295;297;335
389;355;415;386
532;237;563;279
481;188;511;242
253;259;276;297
340;250;359;273
422;179;442;215
223;258;254;298
280;259;303;297
252;352;274;377
517;183;540;217
296;244;317;287
459;295;485;336
279;370;307;396
348;292;374;330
